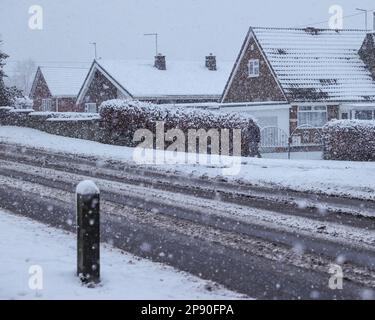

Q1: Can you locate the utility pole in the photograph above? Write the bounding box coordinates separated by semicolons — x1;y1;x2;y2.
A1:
144;33;158;56
90;42;97;60
373;11;375;31
356;8;368;30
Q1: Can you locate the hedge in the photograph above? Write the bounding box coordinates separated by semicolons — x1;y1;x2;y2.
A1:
0;109;102;142
99;99;260;157
323;120;375;161
0;108;34;126
0;100;261;157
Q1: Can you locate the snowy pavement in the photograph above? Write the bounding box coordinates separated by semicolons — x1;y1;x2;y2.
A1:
0;126;374;200
0;209;243;300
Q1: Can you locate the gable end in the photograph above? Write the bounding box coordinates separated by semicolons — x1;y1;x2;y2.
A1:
222;30;287;103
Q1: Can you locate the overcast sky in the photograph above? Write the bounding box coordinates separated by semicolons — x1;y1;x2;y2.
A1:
1;0;375;74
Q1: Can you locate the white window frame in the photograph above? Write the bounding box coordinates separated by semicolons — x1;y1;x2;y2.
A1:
41;99;54;112
248;59;260;78
297;106;328;128
85;103;98;113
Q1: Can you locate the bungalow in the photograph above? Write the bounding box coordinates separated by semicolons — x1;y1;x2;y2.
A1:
76;54;233;112
29;66;89;112
221;27;375;146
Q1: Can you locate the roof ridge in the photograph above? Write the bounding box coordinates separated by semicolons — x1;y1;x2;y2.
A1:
250;26;367;32
97;58;234;63
39;66;89;69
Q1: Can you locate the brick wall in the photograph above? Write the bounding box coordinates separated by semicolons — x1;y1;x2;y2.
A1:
79;70;118;110
57;98;80;112
31;73;52;111
222;36;286;103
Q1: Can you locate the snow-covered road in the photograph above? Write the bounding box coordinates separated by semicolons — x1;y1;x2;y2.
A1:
0;209;243;300
0;126;374;200
1;126;375;299
0;145;374;299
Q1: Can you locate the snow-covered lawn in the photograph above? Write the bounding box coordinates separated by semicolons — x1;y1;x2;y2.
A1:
0;126;374;200
0;209;243;300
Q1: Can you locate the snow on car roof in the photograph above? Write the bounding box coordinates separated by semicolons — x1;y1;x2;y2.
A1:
39;66;90;97
252;27;375;102
96;59;234;97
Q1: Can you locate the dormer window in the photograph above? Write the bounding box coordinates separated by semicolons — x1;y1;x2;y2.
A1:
248;59;260;77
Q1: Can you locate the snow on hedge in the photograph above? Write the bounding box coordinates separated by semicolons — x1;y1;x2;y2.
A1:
323;120;375;161
99;99;260;157
324;119;375;130
9;109;34;113
46;117;100;122
0;106;13;111
13;97;33;110
30;112;100;120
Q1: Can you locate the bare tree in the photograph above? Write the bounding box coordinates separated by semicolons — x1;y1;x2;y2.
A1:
10;59;37;96
0;39;10;106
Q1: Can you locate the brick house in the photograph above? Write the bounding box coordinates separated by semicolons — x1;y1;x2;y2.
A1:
221;27;375;146
76;55;233;112
29;66;89;112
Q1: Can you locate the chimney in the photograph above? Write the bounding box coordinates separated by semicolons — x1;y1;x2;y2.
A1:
304;27;320;35
154;54;166;70
359;33;375;79
205;53;217;71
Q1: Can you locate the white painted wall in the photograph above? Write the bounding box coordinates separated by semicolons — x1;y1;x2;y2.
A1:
219;105;291;135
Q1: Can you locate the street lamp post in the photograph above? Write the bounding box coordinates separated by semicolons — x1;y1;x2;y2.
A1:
356;8;368;30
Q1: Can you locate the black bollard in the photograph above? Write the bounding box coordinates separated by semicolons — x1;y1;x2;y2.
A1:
76;180;100;285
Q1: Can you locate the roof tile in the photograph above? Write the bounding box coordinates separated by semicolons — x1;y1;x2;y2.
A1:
252;27;375;102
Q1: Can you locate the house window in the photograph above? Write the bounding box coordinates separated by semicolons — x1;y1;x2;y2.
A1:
248;59;260;77
353;110;374;120
297;106;327;128
41;99;54;112
85;103;97;113
341;113;349;120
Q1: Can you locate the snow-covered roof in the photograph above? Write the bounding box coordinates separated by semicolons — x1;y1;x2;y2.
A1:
95;59;234;98
251;27;375;102
39;66;89;97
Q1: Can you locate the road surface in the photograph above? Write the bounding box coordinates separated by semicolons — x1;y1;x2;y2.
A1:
0;142;374;299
